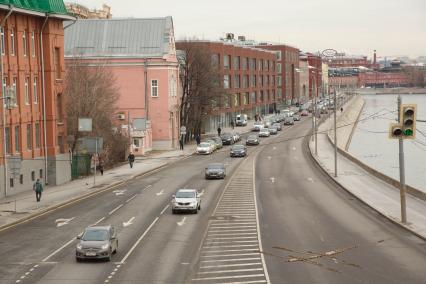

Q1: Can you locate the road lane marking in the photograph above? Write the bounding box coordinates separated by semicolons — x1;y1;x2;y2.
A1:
192;274;265;280
206;236;258;241
208;232;258;237
126;194;138;203
307;177;314;183
200;262;262;269
198;189;205;197
177;217;187;226
160;204;170;215
201;257;261;263
55;217;75;227
113;189;127;196
198;268;264;274
203;244;259;249
92;216;106;226
143;184;152;190
202;249;259;254
267;156;271;160
156;189;164;196
273;146;276;150
202;253;260;258
120;217;159;263
123;217;135;227
108;204;124;215
209;229;257;233
42;238;75;262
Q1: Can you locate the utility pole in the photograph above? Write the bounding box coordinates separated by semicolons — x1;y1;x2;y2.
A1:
397;95;407;223
314;80;318;155
334;89;337;177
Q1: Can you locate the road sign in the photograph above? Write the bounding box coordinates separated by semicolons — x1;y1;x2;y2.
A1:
180;126;186;135
78;118;92;132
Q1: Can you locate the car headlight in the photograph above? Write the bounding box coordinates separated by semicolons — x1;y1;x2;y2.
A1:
76;243;83;250
101;244;109;250
190;202;197;206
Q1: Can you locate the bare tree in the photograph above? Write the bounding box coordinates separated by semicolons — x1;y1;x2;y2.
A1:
65;58;128;166
178;41;223;139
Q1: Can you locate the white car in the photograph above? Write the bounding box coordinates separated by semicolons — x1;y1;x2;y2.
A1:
253;121;264;131
259;128;270;137
171;189;201;214
197;142;214;154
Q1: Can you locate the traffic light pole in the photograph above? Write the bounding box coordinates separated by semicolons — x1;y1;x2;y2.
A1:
397;95;407;223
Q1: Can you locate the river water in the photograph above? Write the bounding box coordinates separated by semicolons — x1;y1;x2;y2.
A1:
349;94;426;192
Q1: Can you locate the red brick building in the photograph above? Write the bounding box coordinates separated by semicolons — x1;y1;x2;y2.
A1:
0;1;74;198
176;41;278;132
256;44;300;106
358;72;409;88
306;53;322;100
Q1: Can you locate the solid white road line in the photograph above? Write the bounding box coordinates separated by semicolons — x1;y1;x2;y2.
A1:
92;216;106;226
209;226;257;230
201;257;261;263
126;194;138;203
200;262;262;269
108;204;124;215
201;253;260;258
217;281;267;284
208;232;258;237
192;273;265;280
42;238;76;262
160;204;170;215
209;229;257;233
203;244;259;249
120;217;159;264
206;236;258;241
202;248;259;254
198;268;264;274
204;240;259;244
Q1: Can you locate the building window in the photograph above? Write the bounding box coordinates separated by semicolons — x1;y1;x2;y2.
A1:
277;63;282;73
31;31;35;57
276;51;282;60
260;75;263;86
233;56;240;70
211;54;219;68
223;75;230;89
224;94;231;108
14;125;20;152
58;135;64;153
151;80;158;97
242;57;248;70
250;58;256;70
5;127;10;154
56;93;63;122
20;174;23;184
2;76;7;98
10;178;13;188
33;77;38;103
23;30;27;56
133;138;140;148
223;55;230;69
277;76;282;86
54;47;61;79
35;123;40;148
27;124;32;150
260;91;264;102
243;75;248;88
0;27;5;55
24;77;29;104
10;28;15;55
31;171;35;181
244;93;249;105
234;74;240;88
39;169;43;178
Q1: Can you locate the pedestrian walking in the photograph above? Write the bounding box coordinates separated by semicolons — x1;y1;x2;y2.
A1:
217;127;222;136
179;138;184;150
98;159;104;175
231;120;234;129
127;152;135;168
340;107;343;112
195;134;201;145
33;179;43;202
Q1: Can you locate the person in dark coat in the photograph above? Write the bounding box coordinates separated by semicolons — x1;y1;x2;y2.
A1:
33;179;44;202
231;120;234;129
217;127;222;136
127;152;135;168
98;159;104;175
195;134;201;145
179;138;184;150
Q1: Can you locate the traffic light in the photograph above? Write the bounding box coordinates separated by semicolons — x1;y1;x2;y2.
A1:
389;123;403;139
400;104;416;139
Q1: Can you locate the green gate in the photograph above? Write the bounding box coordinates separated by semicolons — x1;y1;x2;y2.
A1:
71;154;92;179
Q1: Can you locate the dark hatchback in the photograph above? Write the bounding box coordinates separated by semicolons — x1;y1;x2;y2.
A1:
221;133;234;145
246;134;260;146
230;144;247;157
205;163;226;179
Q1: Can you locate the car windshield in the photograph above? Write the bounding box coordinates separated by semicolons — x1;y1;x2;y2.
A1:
248;135;257;139
82;229;109;241
232;145;245;150
199;143;210;147
261;128;268;132
176;191;196;198
208;164;224;169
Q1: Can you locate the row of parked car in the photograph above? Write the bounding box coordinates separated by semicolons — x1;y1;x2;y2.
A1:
196;132;242;155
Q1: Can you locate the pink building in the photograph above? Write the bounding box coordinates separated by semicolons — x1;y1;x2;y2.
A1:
64;17;180;154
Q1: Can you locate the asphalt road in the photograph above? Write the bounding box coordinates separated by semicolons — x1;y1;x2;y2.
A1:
0;117;425;284
256;118;426;283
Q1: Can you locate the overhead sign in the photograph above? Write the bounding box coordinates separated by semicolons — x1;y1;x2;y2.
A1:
79;137;103;154
78;118;92;132
180;126;186;135
133;118;146;131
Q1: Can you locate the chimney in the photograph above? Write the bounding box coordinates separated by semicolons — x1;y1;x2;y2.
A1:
373;50;377;65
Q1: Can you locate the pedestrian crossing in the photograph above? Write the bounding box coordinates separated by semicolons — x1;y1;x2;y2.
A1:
192;157;269;284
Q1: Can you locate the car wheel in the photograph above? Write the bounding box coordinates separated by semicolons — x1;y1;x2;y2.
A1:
193;209;198;214
106;249;112;262
76;257;81;262
198;203;201;210
172;209;177;214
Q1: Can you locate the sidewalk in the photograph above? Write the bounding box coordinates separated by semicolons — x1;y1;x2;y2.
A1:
0;120;256;231
310;96;426;240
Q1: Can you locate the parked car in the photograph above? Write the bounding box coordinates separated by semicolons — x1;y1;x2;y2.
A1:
221;133;234;145
205;163;226;179
76;225;118;262
246;134;260;146
268;127;278;135
197;142;214;154
293;114;301;121
211;137;223;149
301;110;309;116
253;121;264;131
284;117;294;125
171;189;201;214
236;114;248;126
206;139;218;151
259;128;270;137
230;144;247;157
272;123;282;131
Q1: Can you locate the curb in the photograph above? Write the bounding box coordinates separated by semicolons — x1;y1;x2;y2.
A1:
307;128;426;241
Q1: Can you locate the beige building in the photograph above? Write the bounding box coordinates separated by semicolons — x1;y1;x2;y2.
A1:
322;62;329;98
65;3;112;19
298;58;309;104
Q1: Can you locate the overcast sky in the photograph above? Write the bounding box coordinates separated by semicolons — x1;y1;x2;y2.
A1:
72;0;426;58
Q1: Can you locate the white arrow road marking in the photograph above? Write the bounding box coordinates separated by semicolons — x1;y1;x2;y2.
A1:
156;190;164;196
307;177;314;183
198;189;205;197
177;217;187;226
270;177;275;183
113;190;127;196
273;146;276;150
123;217;135;227
292;146;297;151
267;156;272;160
55;217;75;227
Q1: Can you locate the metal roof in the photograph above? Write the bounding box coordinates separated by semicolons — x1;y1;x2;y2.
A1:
64;17;174;58
0;0;68;14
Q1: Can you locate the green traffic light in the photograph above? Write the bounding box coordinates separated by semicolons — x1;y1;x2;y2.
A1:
403;129;413;136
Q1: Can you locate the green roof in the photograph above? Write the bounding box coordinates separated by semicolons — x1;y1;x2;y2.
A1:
0;0;68;15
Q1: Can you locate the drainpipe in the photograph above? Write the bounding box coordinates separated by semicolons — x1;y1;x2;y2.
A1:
144;60;149;119
1;5;13;197
40;15;49;185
